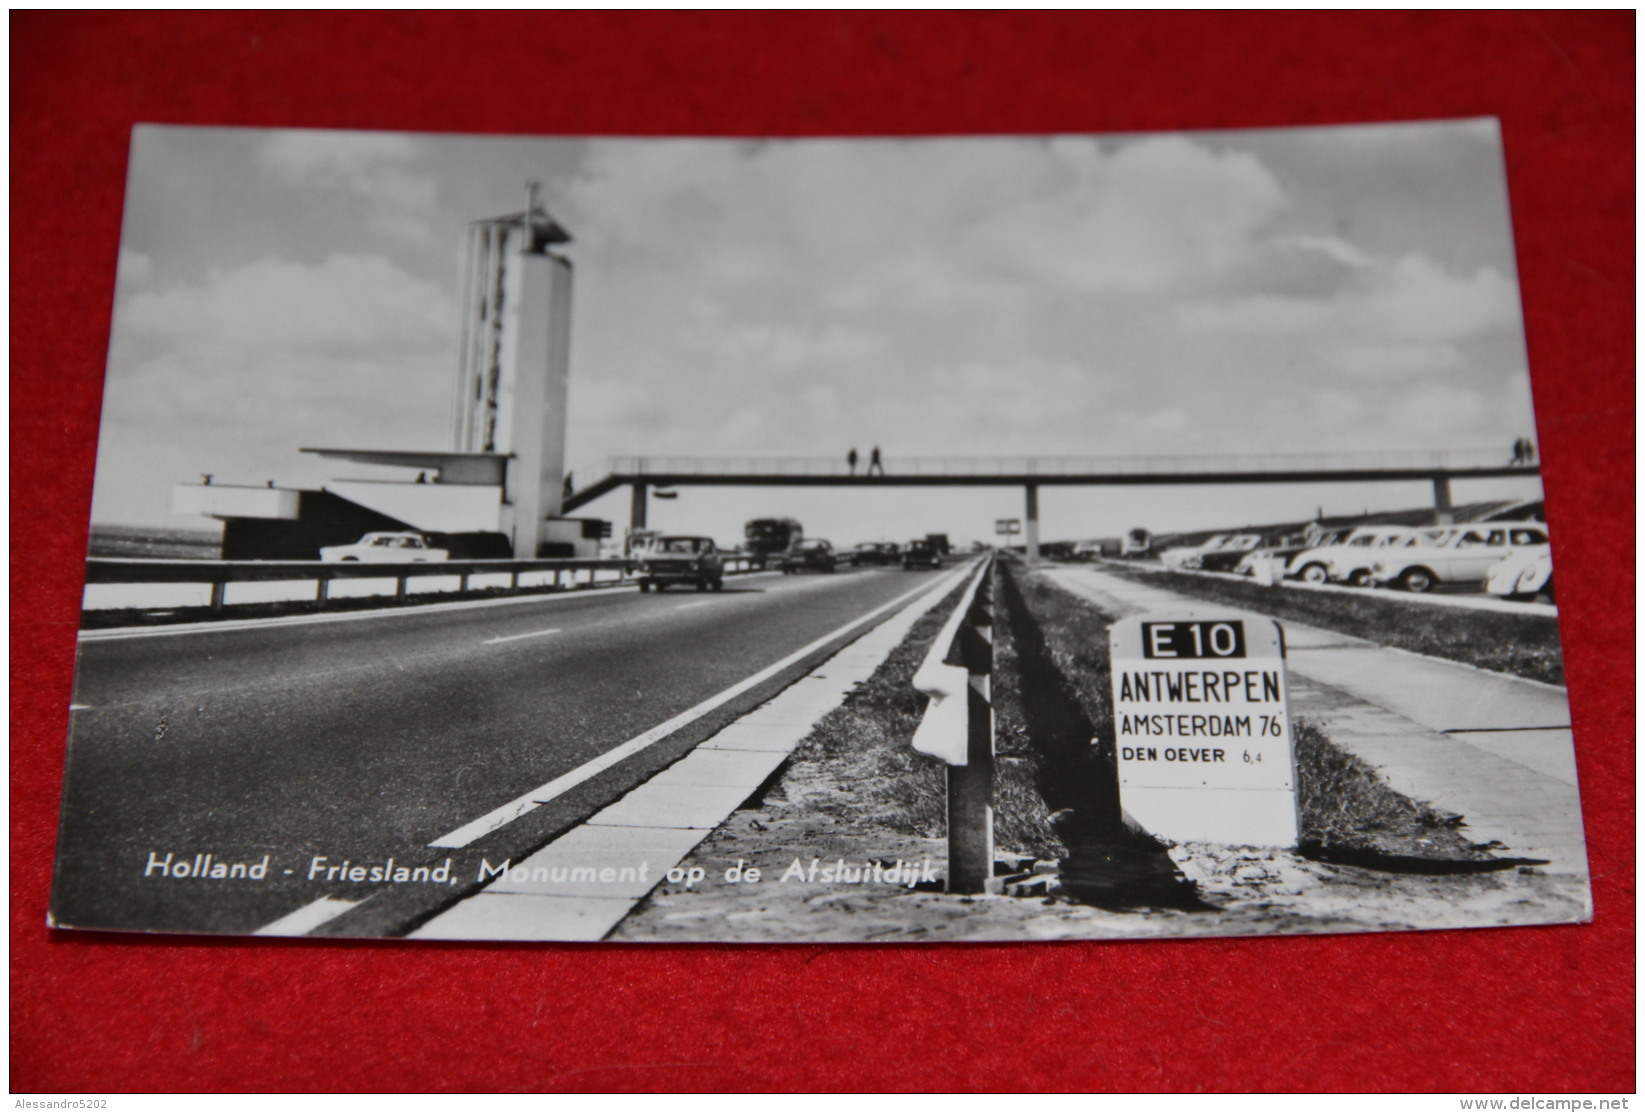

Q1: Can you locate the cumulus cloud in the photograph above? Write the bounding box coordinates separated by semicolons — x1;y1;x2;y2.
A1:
1179;254;1515;342
99;252;458;502
1175;253;1520;393
119;254;453;351
561;136;1299;461
566;135;1289;309
256;131;438;243
116;249;153;286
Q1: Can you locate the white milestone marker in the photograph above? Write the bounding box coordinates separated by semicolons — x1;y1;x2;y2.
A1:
1108;614;1298;848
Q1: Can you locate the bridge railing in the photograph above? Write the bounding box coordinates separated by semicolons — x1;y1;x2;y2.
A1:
598;447;1528;479
83;554;762;613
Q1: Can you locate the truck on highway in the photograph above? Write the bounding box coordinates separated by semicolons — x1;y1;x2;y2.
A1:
745;518;803;556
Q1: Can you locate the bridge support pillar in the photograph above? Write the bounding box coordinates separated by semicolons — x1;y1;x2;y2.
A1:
1431;476;1453;525
630;482;648;531
1024;483;1040;565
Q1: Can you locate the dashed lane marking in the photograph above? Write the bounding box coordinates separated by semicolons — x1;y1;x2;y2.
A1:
483;627;563;645
674;601;713;610
427;564;975;849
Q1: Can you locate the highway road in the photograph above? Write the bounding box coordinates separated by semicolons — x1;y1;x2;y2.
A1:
51;564;960;937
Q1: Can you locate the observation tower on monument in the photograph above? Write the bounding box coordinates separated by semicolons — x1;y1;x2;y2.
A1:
175;186;590;560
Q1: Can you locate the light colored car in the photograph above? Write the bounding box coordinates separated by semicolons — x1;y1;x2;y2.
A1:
1194;534;1265;572
1485;545;1554;602
1367;524;1550;593
1234;533;1323;577
1286;525;1422;585
637;535;724;592
319;532;449;562
1158;533;1230;570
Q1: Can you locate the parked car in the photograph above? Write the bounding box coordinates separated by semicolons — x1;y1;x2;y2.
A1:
636;535;724;592
1233;533;1320;577
1195;534;1266;572
780;538;837;574
1158;534;1228;570
319;532;449;562
1285;525;1423;585
1485;545;1555;602
901;539;942;570
848;542;900;566
1367;524;1550;593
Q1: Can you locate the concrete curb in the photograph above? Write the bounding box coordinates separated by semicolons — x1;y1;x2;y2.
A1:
409;564;975;940
1043;565;1589;885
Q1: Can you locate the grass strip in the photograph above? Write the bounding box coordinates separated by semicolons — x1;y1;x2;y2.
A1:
1095;562;1565;686
788;573;1062;859
1003;560;1489;861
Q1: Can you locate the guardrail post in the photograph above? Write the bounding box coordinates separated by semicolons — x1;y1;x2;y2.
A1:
316;576;330;605
947;559;996;893
209;580;226;613
395;575;408;603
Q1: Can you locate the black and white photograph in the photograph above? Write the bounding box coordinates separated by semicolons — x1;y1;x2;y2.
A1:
52;120;1588;942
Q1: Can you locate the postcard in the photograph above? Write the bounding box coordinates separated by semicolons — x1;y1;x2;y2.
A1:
51;121;1588;941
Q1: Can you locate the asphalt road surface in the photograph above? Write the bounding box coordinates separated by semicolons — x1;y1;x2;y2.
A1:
51;564;960;937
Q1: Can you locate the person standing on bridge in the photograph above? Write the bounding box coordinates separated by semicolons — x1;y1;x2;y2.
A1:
847;448;858;475
868;446;884;476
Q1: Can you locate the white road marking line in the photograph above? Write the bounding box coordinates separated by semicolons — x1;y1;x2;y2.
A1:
429;563;976;849
69;704;93;710
674;601;713;610
252;896;362;936
483;627;562;645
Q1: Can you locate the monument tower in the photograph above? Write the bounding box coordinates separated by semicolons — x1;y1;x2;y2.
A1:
452;183;575;557
177;187;587;560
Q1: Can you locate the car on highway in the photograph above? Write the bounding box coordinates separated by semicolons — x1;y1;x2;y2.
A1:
319;532;450;562
780;538;838;574
901;539;942;570
1285;525;1423;585
848;542;900;566
1366;523;1550;593
1485;545;1554;602
636;535;724;592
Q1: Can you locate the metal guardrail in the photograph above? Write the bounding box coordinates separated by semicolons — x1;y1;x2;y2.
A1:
84;555;761;612
909;553;997;894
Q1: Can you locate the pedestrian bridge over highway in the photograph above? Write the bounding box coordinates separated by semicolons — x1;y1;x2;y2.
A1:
561;449;1541;557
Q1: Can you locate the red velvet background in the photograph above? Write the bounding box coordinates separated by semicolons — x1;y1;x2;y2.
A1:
11;12;1634;1094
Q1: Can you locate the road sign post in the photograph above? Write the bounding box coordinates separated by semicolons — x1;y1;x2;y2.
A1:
1107;615;1298;847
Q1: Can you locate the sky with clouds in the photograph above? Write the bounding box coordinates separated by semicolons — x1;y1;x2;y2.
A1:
94;121;1544;545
